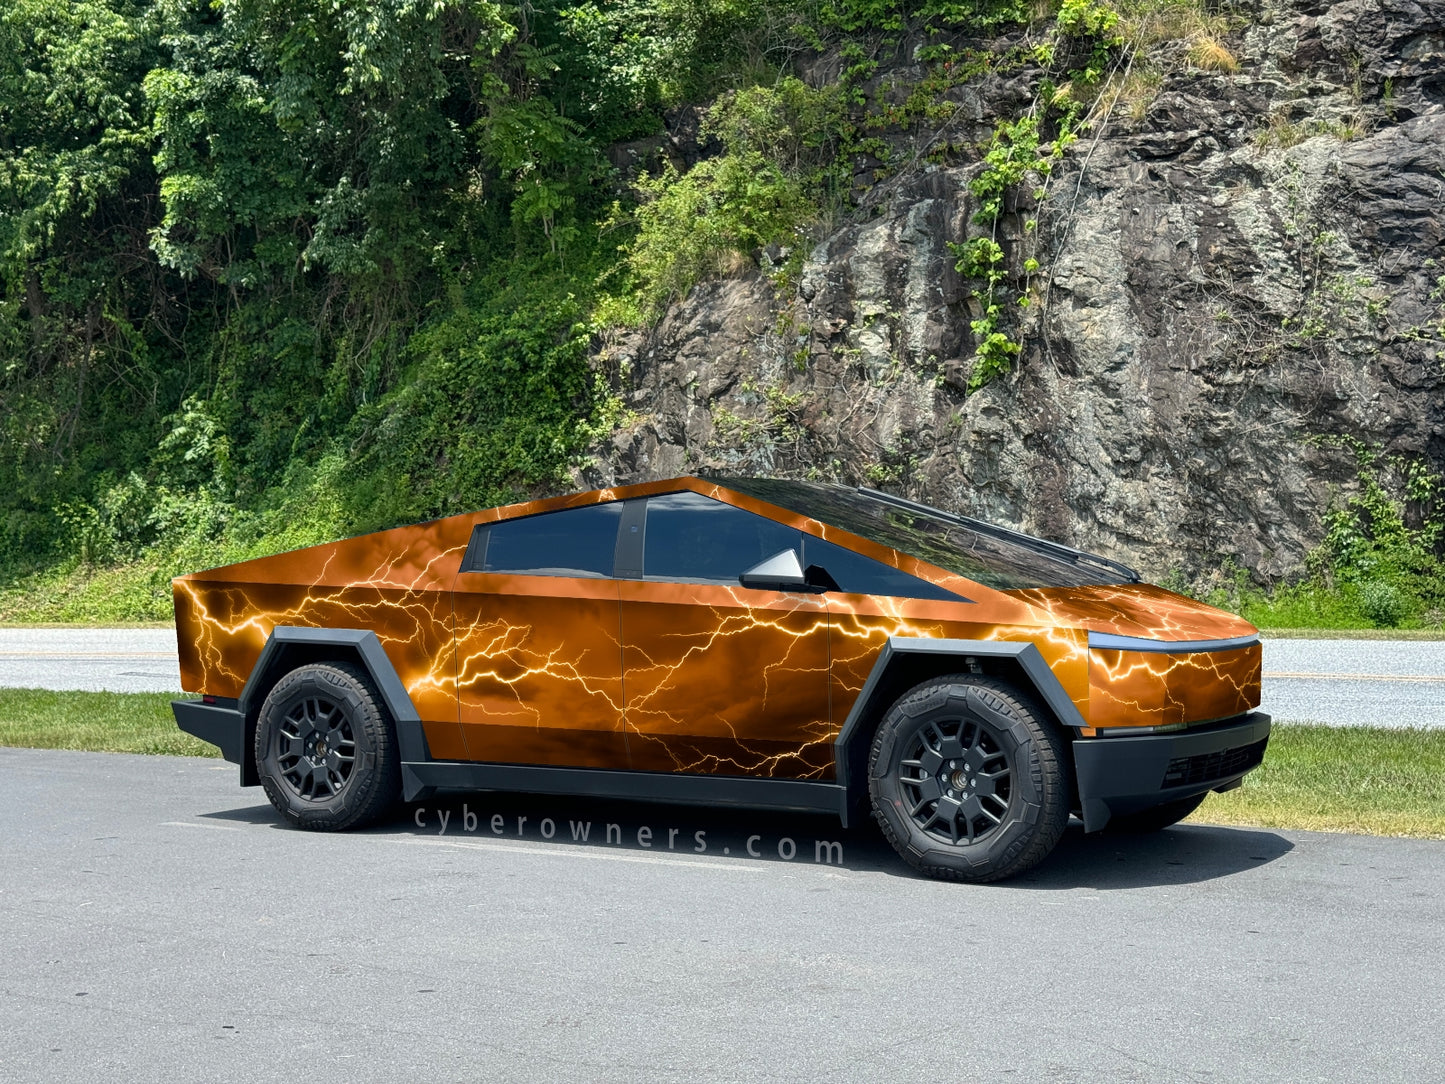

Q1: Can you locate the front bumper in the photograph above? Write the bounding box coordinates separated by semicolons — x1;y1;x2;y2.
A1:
173;698;254;785
1073;711;1271;832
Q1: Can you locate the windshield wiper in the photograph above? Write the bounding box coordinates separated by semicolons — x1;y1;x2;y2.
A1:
858;487;1141;583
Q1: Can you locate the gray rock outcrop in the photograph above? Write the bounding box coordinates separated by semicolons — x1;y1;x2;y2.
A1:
586;0;1445;582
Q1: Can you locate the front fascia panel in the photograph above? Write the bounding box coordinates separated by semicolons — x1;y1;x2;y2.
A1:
1007;583;1258;642
1088;641;1262;728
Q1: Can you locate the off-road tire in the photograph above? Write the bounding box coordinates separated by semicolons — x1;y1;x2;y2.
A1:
1104;792;1208;833
868;674;1070;883
255;661;401;831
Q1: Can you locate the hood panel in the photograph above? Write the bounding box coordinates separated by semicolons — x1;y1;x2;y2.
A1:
1005;584;1257;642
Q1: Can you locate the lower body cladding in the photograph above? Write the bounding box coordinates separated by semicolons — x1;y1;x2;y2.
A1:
171;700;1271;834
1072;712;1271;832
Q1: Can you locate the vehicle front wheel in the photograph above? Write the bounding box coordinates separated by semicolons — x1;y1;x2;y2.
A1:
1104;793;1208;833
868;675;1070;883
255;661;401;831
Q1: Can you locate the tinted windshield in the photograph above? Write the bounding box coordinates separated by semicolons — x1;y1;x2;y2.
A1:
711;477;1137;591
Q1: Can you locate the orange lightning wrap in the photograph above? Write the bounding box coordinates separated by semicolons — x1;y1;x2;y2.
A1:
174;477;1262;780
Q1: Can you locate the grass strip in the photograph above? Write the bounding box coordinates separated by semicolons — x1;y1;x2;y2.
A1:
1;693;1441;839
1259;628;1445;641
0;688;218;757
1190;723;1445;839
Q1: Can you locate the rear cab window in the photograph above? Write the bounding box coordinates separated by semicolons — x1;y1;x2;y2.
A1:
464;501;623;578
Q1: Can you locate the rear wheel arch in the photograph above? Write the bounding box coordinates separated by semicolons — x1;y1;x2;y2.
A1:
238;628;428;786
834;638;1084;822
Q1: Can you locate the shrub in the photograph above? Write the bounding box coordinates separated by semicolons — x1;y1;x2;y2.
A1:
617;77;845;318
1359;581;1407;628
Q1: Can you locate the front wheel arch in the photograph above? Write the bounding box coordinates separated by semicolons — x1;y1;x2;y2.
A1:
834;641;1084;824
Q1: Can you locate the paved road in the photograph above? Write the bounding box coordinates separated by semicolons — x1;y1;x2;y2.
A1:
1262;639;1445;728
0;747;1440;1083
3;629;1443;729
0;629;180;694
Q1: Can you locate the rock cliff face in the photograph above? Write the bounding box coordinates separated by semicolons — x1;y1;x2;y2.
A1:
585;0;1445;582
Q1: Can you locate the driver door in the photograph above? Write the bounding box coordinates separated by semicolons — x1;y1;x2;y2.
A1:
618;492;833;780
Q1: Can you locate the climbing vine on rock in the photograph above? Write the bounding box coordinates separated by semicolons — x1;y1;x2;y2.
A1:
950;0;1122;392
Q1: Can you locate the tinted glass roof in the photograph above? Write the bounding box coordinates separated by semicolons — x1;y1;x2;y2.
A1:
710;477;1139;591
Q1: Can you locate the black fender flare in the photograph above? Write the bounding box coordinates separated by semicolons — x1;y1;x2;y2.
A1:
239;627;431;786
832;637;1086;819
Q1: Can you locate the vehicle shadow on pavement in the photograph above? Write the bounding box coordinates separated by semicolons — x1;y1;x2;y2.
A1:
1010;822;1295;891
204;792;1294;888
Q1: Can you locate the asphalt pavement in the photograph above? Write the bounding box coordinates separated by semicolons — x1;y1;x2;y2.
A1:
1;747;1440;1083
0;629;180;694
3;629;1443;729
1260;638;1445;728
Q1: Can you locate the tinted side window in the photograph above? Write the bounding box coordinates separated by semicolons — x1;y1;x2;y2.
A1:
803;536;970;602
643;492;801;585
477;502;623;578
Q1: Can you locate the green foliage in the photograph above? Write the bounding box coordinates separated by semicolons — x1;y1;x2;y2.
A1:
1308;442;1445;626
1054;0;1123;82
618;77;845;318
1056;0;1120;39
819;0;1031;33
146;0;513;284
0;689;219;756
0;0;1426;636
969;109;1081;226
947;236;1019;391
937;0;1117;393
919;0;1031;29
947;108;1076;391
1;0;711;612
1202;723;1445;841
0;0;156;274
1183;446;1445;632
623;155;809;315
482;93;594;249
344;250;617;527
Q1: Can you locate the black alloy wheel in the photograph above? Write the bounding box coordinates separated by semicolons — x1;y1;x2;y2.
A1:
275;692;357;802
255;661;401;831
869;674;1071;883
897;716;1014;846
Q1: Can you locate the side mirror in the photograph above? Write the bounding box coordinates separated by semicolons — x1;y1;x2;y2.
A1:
739;548;824;592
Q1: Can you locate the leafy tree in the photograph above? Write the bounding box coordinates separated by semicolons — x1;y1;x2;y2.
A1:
0;0;167;561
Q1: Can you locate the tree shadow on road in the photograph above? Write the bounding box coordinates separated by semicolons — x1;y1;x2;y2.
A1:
202;791;1293;888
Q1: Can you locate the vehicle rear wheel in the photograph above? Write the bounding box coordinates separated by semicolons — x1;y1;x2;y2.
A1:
255;661;400;831
868;675;1070;883
1104;792;1208;833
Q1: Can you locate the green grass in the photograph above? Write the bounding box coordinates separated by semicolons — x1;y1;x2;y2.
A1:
1190;724;1445;839
0;688;218;757
0;558;179;624
1260;627;1445;640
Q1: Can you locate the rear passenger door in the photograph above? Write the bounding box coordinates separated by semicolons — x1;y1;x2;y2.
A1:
618;492;833;780
452;502;627;768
